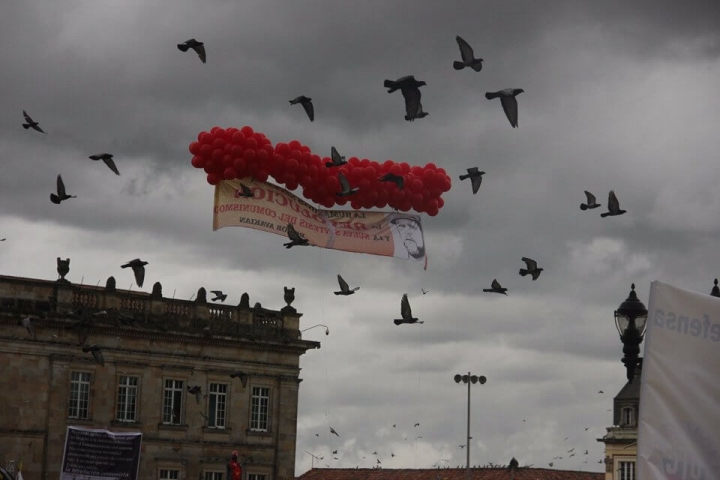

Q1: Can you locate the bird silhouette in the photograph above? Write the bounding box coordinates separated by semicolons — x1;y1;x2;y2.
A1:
334;275;359;295
237;183;254;198
421;289;429;295
600;190;626;217
548;463;553;467
394;294;423;325
121;259;148;288
284;223;309;248
177;39;206;63
414;423;420;427
379;173;404;190
453;36;483;72
230;371;249;387
507;458;519;472
187;385;202;404
483;279;508;295
519;257;543;280
598;390;604;394
485;88;524;128
384;76;426;121
210;290;227;302
330;427;339;437
82;345;104;366
459;168;485;194
290;96;314;122
332;450;338;455
337;173;359;197
50;175;77;204
20;317;36;339
326;146;347;168
580;191;601;210
89;153;120;175
22;110;45;133
405;102;429;121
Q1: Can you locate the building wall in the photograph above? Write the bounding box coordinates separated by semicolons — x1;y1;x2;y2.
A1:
0;275;319;480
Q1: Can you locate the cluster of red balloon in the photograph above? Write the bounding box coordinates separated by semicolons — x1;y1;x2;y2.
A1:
189;126;452;215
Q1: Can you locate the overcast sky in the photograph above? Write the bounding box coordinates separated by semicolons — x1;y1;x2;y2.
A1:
2;0;720;474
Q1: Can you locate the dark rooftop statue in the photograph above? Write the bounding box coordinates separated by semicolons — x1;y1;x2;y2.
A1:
711;278;720;298
196;287;207;304
152;282;162;298
105;276;116;292
56;257;70;283
239;292;250;309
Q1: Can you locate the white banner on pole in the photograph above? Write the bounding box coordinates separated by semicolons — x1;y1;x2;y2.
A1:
637;281;720;479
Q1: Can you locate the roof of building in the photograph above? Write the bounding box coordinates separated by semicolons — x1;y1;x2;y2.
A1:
615;363;642;401
297;468;605;480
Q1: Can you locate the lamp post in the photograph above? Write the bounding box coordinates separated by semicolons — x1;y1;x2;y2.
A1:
614;284;648;383
454;372;487;480
301;324;329;336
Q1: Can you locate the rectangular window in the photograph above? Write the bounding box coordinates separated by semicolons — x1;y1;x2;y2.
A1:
250;387;270;432
622;407;634;427
205;473;223;480
248;475;266;480
208;383;228;428
116;376;139;422
619;461;635;480
160;469;179;480
68;372;91;419
162;379;184;425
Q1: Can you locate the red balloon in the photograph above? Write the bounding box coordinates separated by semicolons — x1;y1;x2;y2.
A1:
409;178;423;193
390;164;403;176
212;148;224;160
286;158;299;171
200;144;213;157
351;199;362;210
191;156;205;168
427;207;439;217
222;155;234;167
256;170;269;183
231;131;246;145
240;126;254;137
212;138;226;149
244;149;257;162
233;158;246;172
210;126;222;135
207;173;222;185
359;179;371;190
290;149;302;160
199;132;213;144
189;142;201;155
326;176;339;191
382;160;394;172
410;166;423;176
289;140;302;151
400;162;411;174
425;162;437;170
437;197;445;209
245;137;258;149
399;200;412;212
256;149;269;162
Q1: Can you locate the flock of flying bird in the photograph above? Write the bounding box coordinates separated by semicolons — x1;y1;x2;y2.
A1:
10;32;626;470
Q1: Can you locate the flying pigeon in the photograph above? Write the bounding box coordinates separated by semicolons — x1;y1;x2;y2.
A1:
384;75;426;93
20;317;36;339
89;153;120;175
177;39;206;63
284;223;309;248
414;423;420;427
379;173;404;190
405;102;429;121
485;88;524;128
22;110;46;133
315;433;320;437
337;173;358;197
580;191;601;210
598;390;604;394
519;257;543;280
384;76;427;121
211;290;227;302
421;289;429;295
326;147;347;168
289;96;314;122
121;259;148;288
82;344;104;366
332;450;338;455
187;385;202;404
50;174;77;204
453;36;483;72
0;238;5;241
548;463;554;467
372;451;378;455
392;424;396;427
237;183;254;198
391;453;395;457
459;445;466;449
334;275;359;295
482;279;508;295
394;294;423;325
377;459;381;464
65;319;90;345
230;371;249;387
330;427;339;437
600;190;626;217
459;167;485;194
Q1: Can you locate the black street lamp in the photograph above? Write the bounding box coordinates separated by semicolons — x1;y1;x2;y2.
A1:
454;372;487;480
614;284;648;383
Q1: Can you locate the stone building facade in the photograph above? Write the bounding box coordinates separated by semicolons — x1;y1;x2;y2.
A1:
0;272;320;480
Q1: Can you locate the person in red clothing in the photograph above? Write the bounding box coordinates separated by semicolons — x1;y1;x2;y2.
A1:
226;451;243;480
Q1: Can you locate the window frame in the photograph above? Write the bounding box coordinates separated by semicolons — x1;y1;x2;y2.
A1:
116;375;140;423
247;473;268;480
204;471;224;480
159;468;181;480
621;406;635;427
207;382;229;429
162;378;185;425
68;371;93;420
249;385;272;432
615;459;636;480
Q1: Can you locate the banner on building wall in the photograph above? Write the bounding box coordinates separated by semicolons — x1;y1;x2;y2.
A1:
60;426;142;480
213;178;428;266
637;281;720;479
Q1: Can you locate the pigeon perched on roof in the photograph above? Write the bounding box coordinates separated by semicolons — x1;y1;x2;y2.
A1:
187;385;202;404
177;39;206;63
394;294;423;325
89;153;120;175
507;457;519;472
22;110;46;133
453;36;483;72
284;223;309;249
337;173;358;197
482;279;508;295
211;290;227;302
230;371;249;387
519;257;543;280
289;96;314;122
50;175;77;204
326;146;347;168
334;275;359;295
485;88;524;128
20;317;36;339
236;182;254;198
459;167;485;194
379;173;404;190
580;191;601;210
82;344;104;366
121;259;148;288
600;190;627;217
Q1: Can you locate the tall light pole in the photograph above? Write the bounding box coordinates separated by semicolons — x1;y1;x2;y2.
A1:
454;372;487;480
614;284;648;383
